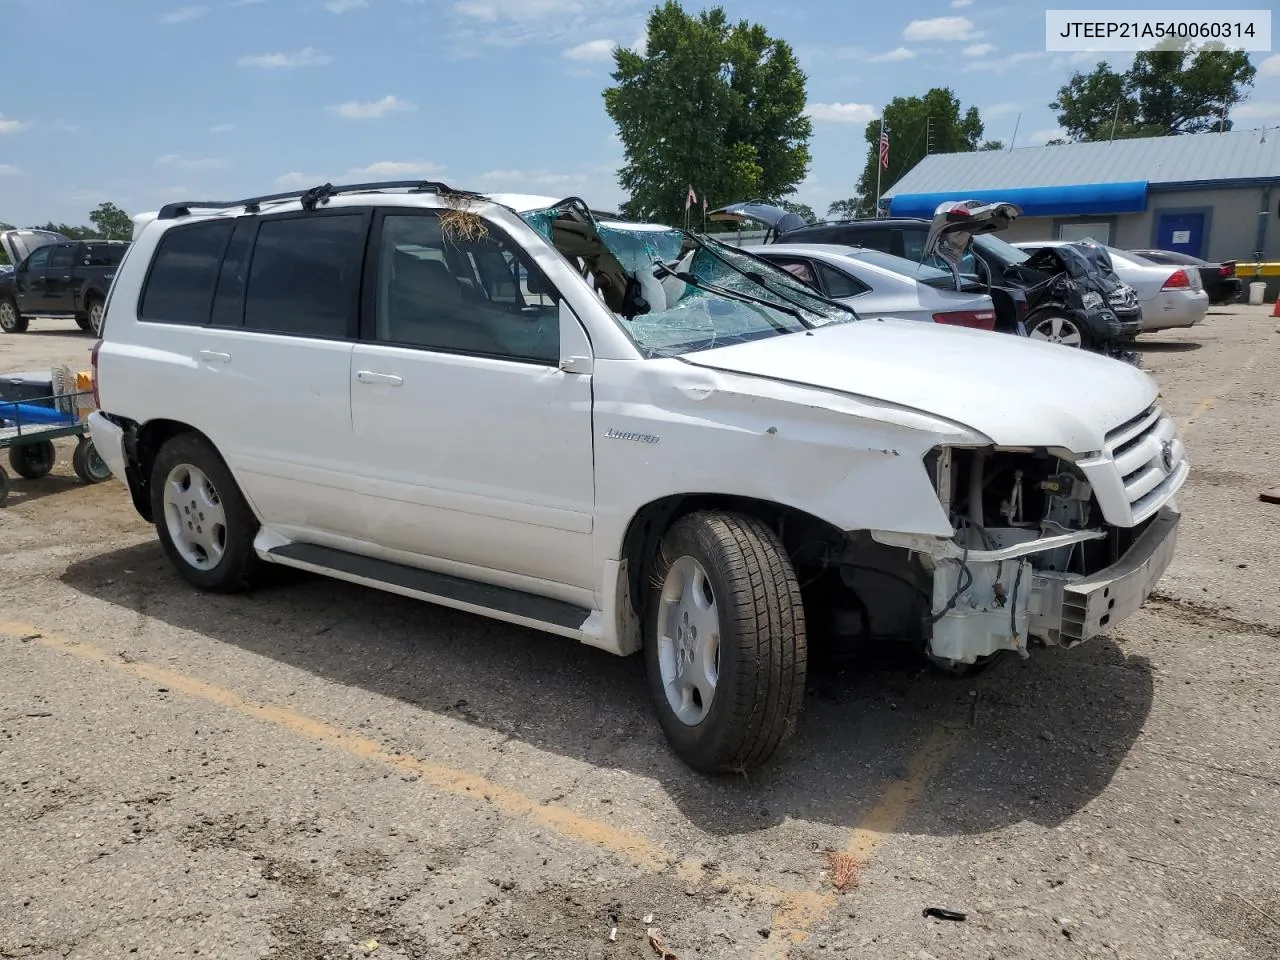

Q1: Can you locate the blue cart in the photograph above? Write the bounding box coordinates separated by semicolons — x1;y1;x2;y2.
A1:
0;390;111;506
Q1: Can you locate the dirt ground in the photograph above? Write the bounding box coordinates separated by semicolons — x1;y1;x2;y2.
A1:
1;310;1278;960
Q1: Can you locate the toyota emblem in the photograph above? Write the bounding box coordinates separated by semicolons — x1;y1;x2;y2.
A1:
1160;440;1175;472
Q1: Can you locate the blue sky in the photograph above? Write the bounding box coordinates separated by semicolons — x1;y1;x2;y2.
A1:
1;0;1278;226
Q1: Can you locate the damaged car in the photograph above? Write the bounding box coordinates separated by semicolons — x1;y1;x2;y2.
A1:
90;181;1187;774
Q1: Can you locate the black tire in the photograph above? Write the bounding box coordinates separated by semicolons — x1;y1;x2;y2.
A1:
9;440;56;479
150;432;261;592
1025;309;1092;350
74;314;92;332
644;511;807;773
0;297;27;334
85;297;106;336
72;437;112;484
0;465;9;506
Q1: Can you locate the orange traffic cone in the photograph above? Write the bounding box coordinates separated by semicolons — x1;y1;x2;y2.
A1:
1273;295;1280;318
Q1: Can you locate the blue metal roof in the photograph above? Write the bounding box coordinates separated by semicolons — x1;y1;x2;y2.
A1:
889;181;1149;219
883;128;1280;200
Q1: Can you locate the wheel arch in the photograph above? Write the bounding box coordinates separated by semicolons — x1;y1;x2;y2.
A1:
122;418;219;522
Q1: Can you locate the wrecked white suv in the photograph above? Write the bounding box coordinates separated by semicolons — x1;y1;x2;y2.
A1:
88;182;1187;773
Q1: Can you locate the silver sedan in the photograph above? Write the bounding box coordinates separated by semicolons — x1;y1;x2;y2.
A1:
749;243;999;331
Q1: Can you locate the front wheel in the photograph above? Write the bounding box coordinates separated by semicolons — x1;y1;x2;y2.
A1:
1026;311;1090;349
150;433;262;592
0;297;27;334
9;441;56;479
644;511;807;773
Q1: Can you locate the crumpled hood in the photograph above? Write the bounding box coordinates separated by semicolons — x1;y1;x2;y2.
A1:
682;319;1158;453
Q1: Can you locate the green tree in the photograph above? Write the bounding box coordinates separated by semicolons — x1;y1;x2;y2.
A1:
776;199;815;223
980;139;1005;151
826;198;863;219
604;1;812;225
89;201;133;240
857;88;984;213
0;222;12;264
1051;42;1256;141
29;221;102;240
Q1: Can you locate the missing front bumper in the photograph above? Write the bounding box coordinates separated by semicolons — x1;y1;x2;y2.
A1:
927;506;1180;664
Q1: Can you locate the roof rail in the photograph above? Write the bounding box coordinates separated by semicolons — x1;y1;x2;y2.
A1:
155;179;483;221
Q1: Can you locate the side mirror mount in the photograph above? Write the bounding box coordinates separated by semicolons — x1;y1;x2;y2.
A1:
559;355;592;375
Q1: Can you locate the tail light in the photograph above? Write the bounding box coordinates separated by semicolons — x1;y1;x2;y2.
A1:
90;339;102;408
1219;262;1236;277
1162;269;1190;290
933;309;996;330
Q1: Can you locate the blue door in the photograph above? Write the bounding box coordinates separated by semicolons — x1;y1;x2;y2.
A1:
1154;211;1206;258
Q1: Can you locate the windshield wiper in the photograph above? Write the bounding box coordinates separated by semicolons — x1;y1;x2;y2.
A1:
652;263;807;332
695;235;857;322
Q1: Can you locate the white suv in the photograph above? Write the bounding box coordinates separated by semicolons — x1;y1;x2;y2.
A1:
88;183;1188;773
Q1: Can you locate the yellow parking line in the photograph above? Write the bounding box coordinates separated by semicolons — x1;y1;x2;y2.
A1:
1180;348;1263;437
0;620;828;921
754;726;960;957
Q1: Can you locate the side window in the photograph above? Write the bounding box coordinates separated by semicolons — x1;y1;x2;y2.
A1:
373;212;561;364
209;220;257;328
900;229;926;262
243;213;367;338
24;247;51;272
84;243;127;267
814;262;869;299
47;244;76;271
139;219;234;324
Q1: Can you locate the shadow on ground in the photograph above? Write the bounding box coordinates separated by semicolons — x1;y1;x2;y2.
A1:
62;542;1154;839
1135;339;1202;353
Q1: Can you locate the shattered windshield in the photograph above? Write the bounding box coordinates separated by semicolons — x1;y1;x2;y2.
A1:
521;204;856;358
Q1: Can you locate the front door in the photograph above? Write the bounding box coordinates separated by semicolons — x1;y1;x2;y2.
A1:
12;246;53;313
349;208;596;592
1155;211;1206;258
41;243;79;315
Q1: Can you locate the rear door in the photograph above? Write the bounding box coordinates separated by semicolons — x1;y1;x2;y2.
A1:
133;211;369;541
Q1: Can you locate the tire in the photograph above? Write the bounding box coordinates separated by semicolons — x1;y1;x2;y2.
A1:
644;511;807;773
0;297;27;334
0;465;9;507
9;440;56;480
149;432;261;592
72;437;112;484
74;314;92;332
1026;310;1091;350
85;297;106;337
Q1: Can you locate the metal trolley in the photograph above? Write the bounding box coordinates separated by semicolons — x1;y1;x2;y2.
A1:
0;366;111;506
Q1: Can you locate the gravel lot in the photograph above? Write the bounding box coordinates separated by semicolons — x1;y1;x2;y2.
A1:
1;310;1278;960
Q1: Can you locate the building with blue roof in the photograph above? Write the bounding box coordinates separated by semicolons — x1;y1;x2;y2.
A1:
881;128;1279;263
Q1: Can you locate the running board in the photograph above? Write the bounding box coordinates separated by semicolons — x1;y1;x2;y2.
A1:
263;542;591;640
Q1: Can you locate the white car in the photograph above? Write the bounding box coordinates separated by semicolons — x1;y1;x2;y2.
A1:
1014;241;1208;333
749;244;999;330
89;185;1188;773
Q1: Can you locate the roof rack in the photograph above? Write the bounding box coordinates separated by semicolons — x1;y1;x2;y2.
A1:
155;179;483;221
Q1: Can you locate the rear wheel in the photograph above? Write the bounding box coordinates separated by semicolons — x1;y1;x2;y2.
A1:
1026;311;1089;349
150;433;261;592
0;466;9;506
86;298;105;336
74;314;92;332
9;441;56;479
644;511;807;773
0;297;27;334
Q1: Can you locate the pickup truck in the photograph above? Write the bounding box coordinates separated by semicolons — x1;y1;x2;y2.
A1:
0;230;130;336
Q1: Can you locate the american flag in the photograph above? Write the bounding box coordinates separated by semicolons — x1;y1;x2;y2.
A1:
878;127;890;170
685;185;698;211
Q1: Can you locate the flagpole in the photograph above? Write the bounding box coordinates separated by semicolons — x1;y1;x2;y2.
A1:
875;122;884;218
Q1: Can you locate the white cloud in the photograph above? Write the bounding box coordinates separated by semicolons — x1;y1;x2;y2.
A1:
964;50;1045;73
274;172;324;189
210;123;235;133
806;102;878;124
1029;127;1067;143
155;154;227;170
454;0;583;21
903;16;979;42
869;47;915;63
982;102;1020;118
564;39;615;61
0;164;19;176
478;169;586;187
1259;54;1280;76
324;0;367;11
951;0;973;6
1236;101;1280;119
330;95;416;119
347;160;444;178
0;115;24;134
238;47;333;68
159;6;208;24
964;42;995;57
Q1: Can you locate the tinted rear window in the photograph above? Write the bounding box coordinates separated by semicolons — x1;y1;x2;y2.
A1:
242;213;366;338
140;221;234;324
83;243;128;267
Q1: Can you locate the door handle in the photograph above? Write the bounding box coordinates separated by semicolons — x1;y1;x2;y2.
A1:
198;350;231;363
356;370;403;386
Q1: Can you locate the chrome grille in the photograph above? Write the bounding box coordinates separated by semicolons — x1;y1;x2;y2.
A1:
1104;404;1186;523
